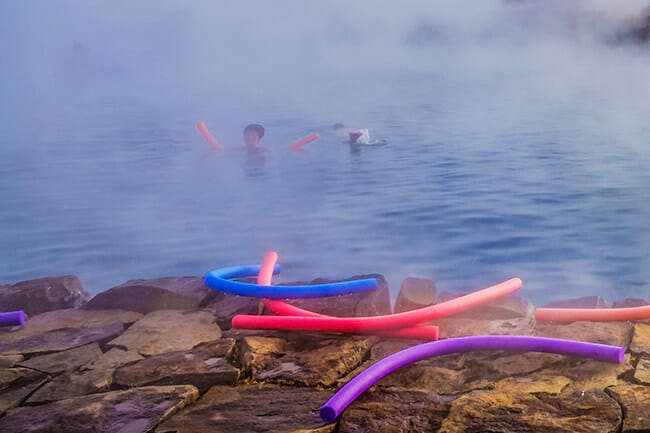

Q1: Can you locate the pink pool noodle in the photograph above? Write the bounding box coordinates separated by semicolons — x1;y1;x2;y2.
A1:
286;132;319;150
232;277;522;332
197;121;222;149
320;335;624;422
256;251;438;340
535;304;650;322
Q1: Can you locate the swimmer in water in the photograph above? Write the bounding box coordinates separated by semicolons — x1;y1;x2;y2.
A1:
332;123;370;145
243;124;265;149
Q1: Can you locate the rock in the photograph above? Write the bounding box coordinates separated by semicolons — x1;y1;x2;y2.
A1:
633;357;650;384
438;390;621;433
0;385;198;433
630;323;650;355
0;322;124;355
275;274;391;318
0;354;23;368
612;298;650;308
432;317;535;339
0;368;49;416
17;343;103;374
0;275;91;316
84;277;213;314
26;368;113;403
394;277;437;313
487;352;565;376
339;388;450;433
536;321;633;348
606;384;650;433
237;334;376;387
114;339;238;393
491;375;571;395
0;308;142;345
156;384;335;433
542;296;610;309
84;348;144;371
108;310;221;356
200;292;262;330
435;293;534;320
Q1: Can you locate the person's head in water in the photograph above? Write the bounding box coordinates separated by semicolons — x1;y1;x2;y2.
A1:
243;124;265;148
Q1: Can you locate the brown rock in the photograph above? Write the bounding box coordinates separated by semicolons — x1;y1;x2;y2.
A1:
0;308;142;345
237;334;376;387
339;388;450;433
0;354;23;368
0;385;198;433
108;310;221;356
17;343;103;374
630;323;650;355
439;390;621;433
542;296;610;309
433;317;535;339
0;368;49;416
435;293;533;320
84;348;144;371
491;375;571;395
0;275;91;316
26;368;113;403
633;357;650;384
606;384;650;433
156;384;335;433
84;276;213;314
275;274;391;318
536;321;633;348
114;339;238;393
394;277;437;313
0;322;124;355
200;291;262;330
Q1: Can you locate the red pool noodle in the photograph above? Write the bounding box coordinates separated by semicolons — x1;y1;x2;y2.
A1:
197;121;222;149
232;277;522;332
286;132;319;150
257;251;438;340
535;304;650;322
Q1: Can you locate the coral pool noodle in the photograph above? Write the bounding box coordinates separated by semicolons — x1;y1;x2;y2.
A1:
197;121;222;149
232;277;522;331
204;264;378;299
286;132;319;150
535;304;650;322
257;252;438;340
320;335;625;422
0;310;26;327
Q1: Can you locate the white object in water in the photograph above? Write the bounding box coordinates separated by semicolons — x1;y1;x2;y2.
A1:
349;128;370;145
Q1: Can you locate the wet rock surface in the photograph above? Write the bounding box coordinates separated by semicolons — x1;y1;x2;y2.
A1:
0;274;649;432
0;275;90;316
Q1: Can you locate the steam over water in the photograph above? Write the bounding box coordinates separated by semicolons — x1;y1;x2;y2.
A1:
2;1;650;303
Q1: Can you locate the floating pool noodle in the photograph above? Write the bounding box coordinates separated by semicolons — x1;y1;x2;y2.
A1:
0;311;26;327
535;304;650;322
204;264;378;299
286;132;319;150
232;277;522;331
320;335;624;422
257;251;438;340
197;121;222;149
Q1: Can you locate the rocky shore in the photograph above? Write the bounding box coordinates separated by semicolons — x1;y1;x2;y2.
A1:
0;274;649;432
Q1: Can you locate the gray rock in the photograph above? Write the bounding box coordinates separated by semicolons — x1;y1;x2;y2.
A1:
432;317;535;339
537;321;633;349
156;384;335;433
0;275;91;316
84;348;144;371
0;354;24;368
18;343;103;374
114;339;238;393
108;310;221;356
0;385;199;433
27;368;114;403
0;368;49;416
394;277;437;313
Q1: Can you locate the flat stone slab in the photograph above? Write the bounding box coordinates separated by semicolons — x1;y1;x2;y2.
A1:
536;320;633;349
630;323;650;355
156;384;335;433
438;390;621;433
607;384;650;433
0;368;49;416
84;348;144;371
17;343;103;374
26;368;114;403
0;355;23;368
0;322;124;355
0;308;142;345
237;334;376;387
108;310;221;356
432;317;535;339
0;385;199;433
0;275;90;316
114;339;238;393
394;277;437;313
339;388;450;433
84;277;213;314
633;357;650;384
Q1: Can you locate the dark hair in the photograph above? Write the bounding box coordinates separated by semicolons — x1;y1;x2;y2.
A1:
244;124;265;138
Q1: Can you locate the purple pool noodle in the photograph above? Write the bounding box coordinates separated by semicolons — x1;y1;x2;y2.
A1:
320;335;624;423
0;310;26;327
